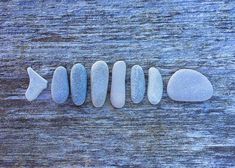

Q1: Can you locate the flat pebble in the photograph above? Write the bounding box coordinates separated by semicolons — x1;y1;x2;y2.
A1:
25;67;48;101
70;63;87;106
110;61;126;108
91;61;109;107
131;65;145;104
51;66;69;104
167;69;213;102
147;67;163;105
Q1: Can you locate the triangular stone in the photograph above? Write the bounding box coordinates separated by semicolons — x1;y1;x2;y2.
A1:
25;67;48;101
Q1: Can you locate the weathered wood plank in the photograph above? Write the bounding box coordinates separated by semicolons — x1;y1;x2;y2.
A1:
0;0;235;167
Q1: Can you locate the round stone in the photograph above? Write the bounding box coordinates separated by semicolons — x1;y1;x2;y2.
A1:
167;69;213;102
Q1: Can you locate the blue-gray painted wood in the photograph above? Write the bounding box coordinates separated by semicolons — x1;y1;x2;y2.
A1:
0;0;234;167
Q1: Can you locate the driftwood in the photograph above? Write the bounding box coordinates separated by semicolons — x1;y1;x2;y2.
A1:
0;0;234;167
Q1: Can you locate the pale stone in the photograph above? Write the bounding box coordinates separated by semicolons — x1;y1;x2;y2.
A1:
110;61;126;108
147;67;163;105
91;61;109;107
25;67;48;101
51;66;69;104
167;69;213;102
70;63;87;106
131;65;145;104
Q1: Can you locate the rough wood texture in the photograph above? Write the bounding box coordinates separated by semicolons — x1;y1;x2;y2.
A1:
0;0;235;167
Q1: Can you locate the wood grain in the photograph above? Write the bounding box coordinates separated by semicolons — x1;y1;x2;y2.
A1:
0;0;235;167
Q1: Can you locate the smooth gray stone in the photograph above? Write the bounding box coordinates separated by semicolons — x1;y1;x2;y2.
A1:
91;61;109;107
147;67;163;105
167;69;213;102
70;63;87;106
131;65;145;104
110;61;126;108
25;67;48;101
51;66;69;104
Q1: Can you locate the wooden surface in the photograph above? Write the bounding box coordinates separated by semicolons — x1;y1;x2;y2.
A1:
0;0;235;167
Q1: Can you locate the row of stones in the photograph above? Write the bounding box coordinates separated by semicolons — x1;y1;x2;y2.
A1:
25;61;213;108
52;61;163;108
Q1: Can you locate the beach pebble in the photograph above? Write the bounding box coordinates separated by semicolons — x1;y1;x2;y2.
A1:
25;67;48;101
110;61;126;108
147;67;163;105
91;61;109;107
131;65;145;104
167;69;213;102
70;63;87;106
51;66;69;104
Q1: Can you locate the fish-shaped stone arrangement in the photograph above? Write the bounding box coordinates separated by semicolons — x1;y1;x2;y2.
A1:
25;61;214;108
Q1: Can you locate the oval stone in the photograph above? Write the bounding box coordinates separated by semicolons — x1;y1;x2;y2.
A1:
167;69;213;102
91;61;109;107
131;65;145;104
70;63;87;106
110;61;126;108
51;66;69;104
147;67;163;105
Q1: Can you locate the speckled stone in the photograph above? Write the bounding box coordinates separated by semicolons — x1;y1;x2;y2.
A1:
70;63;87;106
51;66;69;104
91;61;109;107
110;61;126;108
131;65;145;104
25;67;48;101
147;67;163;105
167;69;213;102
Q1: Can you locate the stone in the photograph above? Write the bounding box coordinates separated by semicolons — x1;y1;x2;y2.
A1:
167;69;213;102
70;63;87;106
147;67;163;105
131;65;145;104
91;61;109;107
110;61;126;108
25;67;48;101
51;66;69;104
